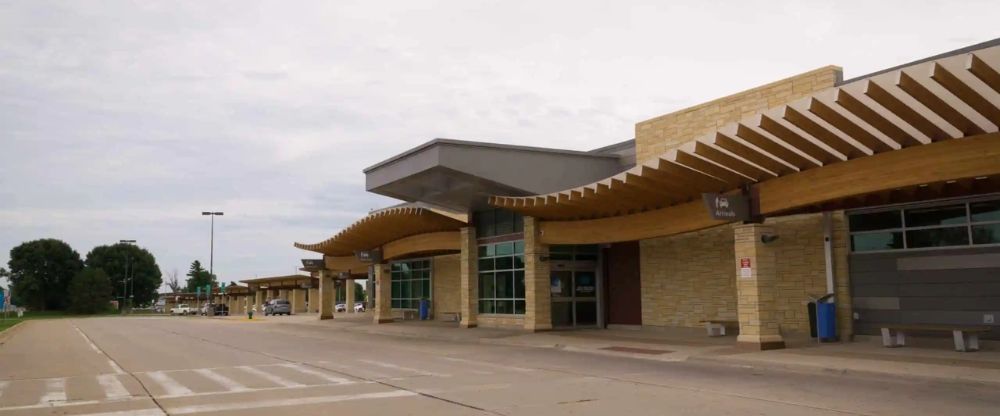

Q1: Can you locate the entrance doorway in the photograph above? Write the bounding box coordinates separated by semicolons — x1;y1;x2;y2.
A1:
549;244;600;328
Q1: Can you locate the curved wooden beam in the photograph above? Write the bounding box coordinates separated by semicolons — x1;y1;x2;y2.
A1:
324;255;368;273
382;231;460;260
540;133;1000;244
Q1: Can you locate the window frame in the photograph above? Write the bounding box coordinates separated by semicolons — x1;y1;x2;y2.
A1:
477;240;525;315
389;257;432;310
848;194;1000;254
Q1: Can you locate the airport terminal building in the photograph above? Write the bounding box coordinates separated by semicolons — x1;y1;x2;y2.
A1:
295;40;1000;349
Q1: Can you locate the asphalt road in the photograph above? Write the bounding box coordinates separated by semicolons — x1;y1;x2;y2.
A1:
0;316;997;415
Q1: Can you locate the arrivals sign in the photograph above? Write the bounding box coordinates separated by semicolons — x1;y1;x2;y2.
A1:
355;249;382;263
702;193;751;221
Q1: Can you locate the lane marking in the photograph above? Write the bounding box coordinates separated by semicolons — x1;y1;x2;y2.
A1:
0;380;8;400
237;365;304;388
167;390;416;414
317;361;393;379
193;369;249;392
358;359;450;378
155;380;374;399
438;356;534;373
0;397;146;412
146;371;192;396
75;408;165;416
73;324;125;375
97;374;130;399
75;326;102;353
279;363;352;385
39;378;67;404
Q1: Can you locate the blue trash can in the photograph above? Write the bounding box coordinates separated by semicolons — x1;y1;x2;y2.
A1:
816;301;837;342
418;299;430;320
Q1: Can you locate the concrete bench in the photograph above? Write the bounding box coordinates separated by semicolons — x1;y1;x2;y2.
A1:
699;320;739;337
879;324;991;352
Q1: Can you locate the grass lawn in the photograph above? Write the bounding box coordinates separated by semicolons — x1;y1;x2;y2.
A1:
0;310;123;334
0;318;22;332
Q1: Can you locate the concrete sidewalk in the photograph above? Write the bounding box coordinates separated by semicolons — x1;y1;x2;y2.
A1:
261;315;1000;386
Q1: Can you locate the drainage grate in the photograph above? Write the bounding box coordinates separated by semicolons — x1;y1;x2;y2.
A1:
600;346;671;355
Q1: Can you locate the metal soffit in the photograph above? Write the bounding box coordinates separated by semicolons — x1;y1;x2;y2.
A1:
293;206;467;256
490;45;1000;220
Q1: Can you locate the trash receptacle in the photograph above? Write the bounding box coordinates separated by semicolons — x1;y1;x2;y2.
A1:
816;294;837;342
418;299;430;320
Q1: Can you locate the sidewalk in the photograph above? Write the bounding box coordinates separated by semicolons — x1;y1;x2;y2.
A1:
249;314;1000;386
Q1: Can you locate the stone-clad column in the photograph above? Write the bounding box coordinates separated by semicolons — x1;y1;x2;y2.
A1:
373;264;393;324
524;216;552;332
345;279;356;312
254;288;264;312
291;289;306;313
459;226;478;328
734;223;785;350
318;271;335;320
308;288;319;313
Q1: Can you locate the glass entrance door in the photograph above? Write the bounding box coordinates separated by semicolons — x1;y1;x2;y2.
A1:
550;270;598;328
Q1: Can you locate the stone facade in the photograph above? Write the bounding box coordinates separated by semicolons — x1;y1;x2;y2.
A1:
478;315;525;329
524;216;552;331
459;227;478;328
640;212;852;339
634;66;842;163
432;254;461;320
373;263;393;323
734;223;784;349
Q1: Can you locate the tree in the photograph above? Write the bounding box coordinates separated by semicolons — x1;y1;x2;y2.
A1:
185;260;216;293
67;267;113;314
165;269;182;293
353;281;366;302
7;239;83;310
85;243;163;307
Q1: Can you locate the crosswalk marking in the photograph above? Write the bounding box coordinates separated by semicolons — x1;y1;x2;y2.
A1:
318;362;393;379
97;374;130;399
438;356;535;373
194;368;249;392
0;380;8;400
147;371;193;396
237;365;303;388
167;390;416;415
279;363;352;384
358;359;450;378
39;377;67;404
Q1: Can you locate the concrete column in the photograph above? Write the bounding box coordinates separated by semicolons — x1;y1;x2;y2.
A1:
345;279;356;312
459;226;478;328
317;271;335;319
308;288;319;313
277;289;288;301
254;289;264;313
831;210;854;340
734;223;785;350
373;264;393;323
524;216;552;331
291;289;306;313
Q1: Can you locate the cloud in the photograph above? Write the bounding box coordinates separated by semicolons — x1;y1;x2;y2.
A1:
2;0;998;289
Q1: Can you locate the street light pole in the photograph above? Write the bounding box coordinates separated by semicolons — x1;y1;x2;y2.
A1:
120;240;136;313
201;212;224;307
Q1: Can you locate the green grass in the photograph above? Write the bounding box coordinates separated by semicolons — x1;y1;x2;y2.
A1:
0;318;22;332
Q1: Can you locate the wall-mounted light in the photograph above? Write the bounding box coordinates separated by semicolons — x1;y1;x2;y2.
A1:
539;255;550;262
761;234;780;244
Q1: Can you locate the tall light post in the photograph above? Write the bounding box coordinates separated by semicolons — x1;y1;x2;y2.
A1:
202;212;224;304
120;240;136;313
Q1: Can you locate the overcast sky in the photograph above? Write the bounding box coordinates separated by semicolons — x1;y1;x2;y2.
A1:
1;0;997;289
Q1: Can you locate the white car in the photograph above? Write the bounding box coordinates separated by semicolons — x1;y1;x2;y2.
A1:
354;302;366;312
335;303;347;313
170;304;194;315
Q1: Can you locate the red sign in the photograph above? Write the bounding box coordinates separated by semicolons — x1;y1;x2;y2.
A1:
740;258;751;268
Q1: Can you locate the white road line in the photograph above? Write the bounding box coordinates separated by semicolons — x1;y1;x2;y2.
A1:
279;364;352;384
318;362;394;379
97;374;130;399
358;359;450;378
155;380;373;399
146;371;192;396
0;397;145;412
0;381;8;400
75;408;165;416
438;356;535;372
167;390;416;414
73;325;125;375
194;368;249;392
39;378;67;404
237;365;304;387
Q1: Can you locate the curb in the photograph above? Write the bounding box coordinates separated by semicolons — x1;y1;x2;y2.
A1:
0;320;26;345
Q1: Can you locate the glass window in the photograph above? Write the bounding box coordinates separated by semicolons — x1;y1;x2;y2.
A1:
477;240;525;315
971;201;1000;223
906;227;969;248
851;232;904;252
849;211;902;232
972;224;1000;245
389;258;431;309
474;209;523;238
905;204;967;227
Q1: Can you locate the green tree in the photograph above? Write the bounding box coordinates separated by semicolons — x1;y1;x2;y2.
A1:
85;243;163;307
185;260;216;293
67;267;113;314
353;281;366;302
7;239;83;310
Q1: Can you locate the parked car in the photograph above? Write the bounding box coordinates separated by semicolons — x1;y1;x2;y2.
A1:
354;302;366;312
335;303;347;313
199;303;211;315
265;299;291;316
212;304;229;316
170;304;194;315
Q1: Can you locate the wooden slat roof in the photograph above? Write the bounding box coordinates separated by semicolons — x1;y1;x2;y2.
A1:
491;45;1000;220
293;205;467;256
